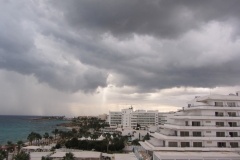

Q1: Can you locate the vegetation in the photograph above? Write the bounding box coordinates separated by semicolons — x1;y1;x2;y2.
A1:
131;139;140;145
63;152;74;160
16;140;24;154
65;135;126;153
41;156;51;160
13;152;30;160
0;147;7;160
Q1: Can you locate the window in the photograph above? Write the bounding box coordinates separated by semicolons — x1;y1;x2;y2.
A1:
228;122;237;127
215;102;223;107
188;104;191;108
193;132;202;137
193;142;202;147
215;112;224;116
181;142;190;147
206;131;211;133
185;121;189;126
192;121;201;126
216;122;224;126
169;142;178;147
205;121;211;123
180;131;189;137
230;142;238;148
227;102;236;107
217;142;226;147
228;112;237;117
216;132;225;137
207;141;212;144
229;132;238;137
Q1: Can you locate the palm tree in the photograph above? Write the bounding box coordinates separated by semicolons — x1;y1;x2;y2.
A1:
49;136;53;144
35;133;42;146
52;129;59;141
27;132;36;145
6;141;14;160
16;140;24;154
43;132;49;145
63;152;74;160
13;151;30;160
103;134;111;153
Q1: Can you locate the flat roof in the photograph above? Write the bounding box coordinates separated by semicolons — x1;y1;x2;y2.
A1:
146;138;163;147
50;151;101;158
22;146;41;150
154;151;240;159
196;94;240;102
114;153;138;160
30;152;52;160
139;142;153;151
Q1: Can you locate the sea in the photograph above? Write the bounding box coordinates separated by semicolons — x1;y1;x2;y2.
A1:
0;115;70;145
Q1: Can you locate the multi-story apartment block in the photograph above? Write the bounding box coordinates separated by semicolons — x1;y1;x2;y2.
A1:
109;107;168;128
108;111;122;126
140;92;240;152
121;108;134;128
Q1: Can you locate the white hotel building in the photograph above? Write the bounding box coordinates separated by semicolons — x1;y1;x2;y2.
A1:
108;107;172;128
140;92;240;153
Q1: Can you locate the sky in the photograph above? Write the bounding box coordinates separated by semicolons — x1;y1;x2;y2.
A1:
1;0;240;116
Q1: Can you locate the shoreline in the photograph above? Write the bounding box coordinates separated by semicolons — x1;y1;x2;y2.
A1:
0;116;70;146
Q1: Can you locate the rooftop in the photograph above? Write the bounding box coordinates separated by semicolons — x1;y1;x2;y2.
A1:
154;151;240;159
50;151;101;158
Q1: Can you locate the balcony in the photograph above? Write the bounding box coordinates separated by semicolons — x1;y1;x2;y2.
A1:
175;114;240;117
173;115;240;120
152;132;240;142
188;104;240;108
184;105;240;111
156;132;240;138
164;123;240;127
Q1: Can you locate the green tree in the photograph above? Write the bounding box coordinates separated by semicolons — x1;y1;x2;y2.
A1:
6;141;14;160
143;133;150;141
27;132;36;145
16;140;24;154
41;156;51;160
43;132;49;145
52;129;59;140
35;133;42;146
49;136;53;144
63;152;74;160
0;146;7;160
131;139;140;145
13;151;30;160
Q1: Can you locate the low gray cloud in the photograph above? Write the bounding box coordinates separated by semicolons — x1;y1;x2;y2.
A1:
1;0;240;116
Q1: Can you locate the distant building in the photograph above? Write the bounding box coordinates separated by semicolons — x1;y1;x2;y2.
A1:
108;107;172;128
98;114;108;120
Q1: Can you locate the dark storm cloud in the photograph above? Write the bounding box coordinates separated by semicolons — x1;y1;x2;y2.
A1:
1;0;240;95
0;1;108;93
51;0;240;39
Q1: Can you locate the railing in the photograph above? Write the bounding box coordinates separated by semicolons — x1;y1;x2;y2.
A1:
155;132;240;138
163;145;238;148
174;115;240;117
164;123;240;127
187;105;240;108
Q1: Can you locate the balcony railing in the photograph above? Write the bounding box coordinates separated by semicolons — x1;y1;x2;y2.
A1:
187;105;240;108
155;132;239;138
164;145;238;148
174;115;240;117
164;123;240;127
